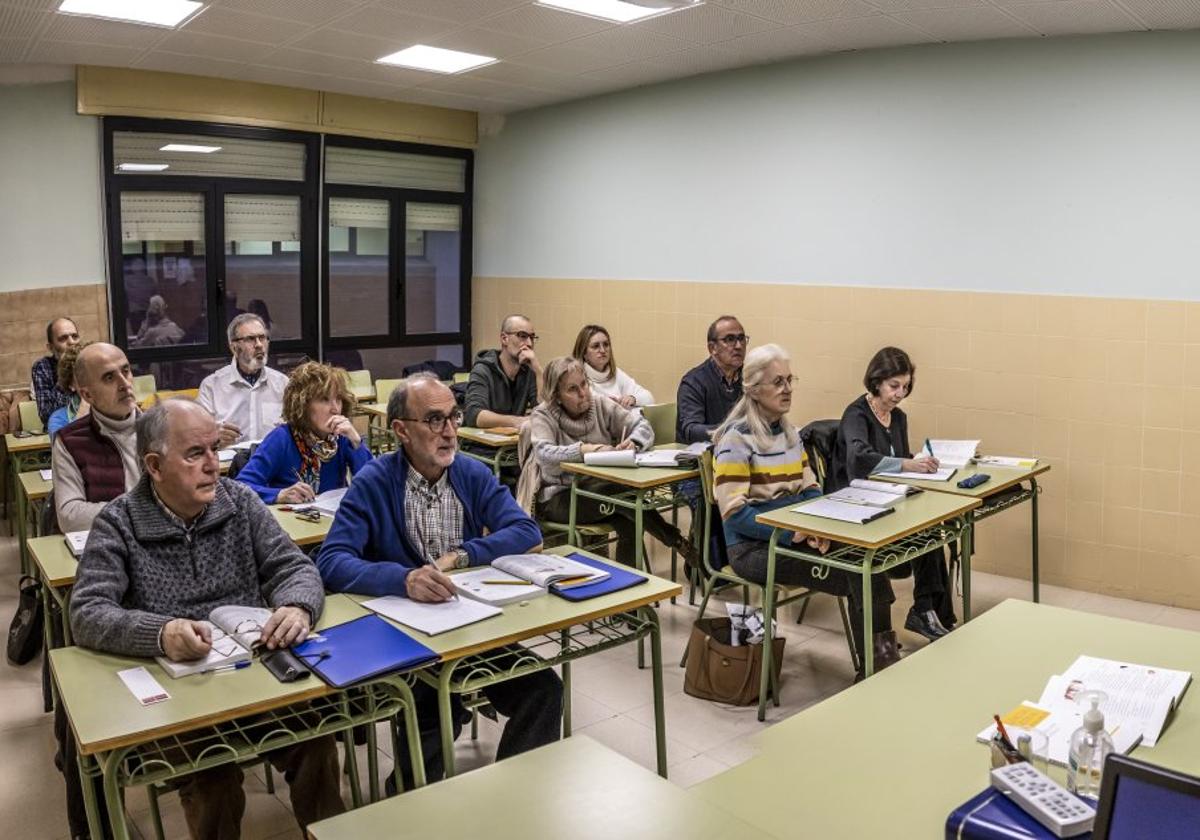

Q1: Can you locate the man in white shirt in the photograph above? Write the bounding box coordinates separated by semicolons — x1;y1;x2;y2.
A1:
197;313;289;448
51;342;141;533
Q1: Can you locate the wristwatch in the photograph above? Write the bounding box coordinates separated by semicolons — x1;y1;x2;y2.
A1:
453;548;471;569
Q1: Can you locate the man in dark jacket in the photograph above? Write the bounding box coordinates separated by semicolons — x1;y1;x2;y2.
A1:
463;314;542;429
675;315;747;444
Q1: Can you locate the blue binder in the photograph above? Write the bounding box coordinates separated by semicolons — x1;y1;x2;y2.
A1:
292;614;439;688
946;787;1093;839
550;553;647;601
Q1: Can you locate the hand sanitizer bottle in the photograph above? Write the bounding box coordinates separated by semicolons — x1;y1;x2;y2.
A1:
1066;696;1114;799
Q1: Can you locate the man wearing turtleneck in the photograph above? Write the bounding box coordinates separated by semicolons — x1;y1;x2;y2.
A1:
52;342;141;532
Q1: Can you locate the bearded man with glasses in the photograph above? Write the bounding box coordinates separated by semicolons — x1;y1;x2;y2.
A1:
316;372;562;792
198;313;290;448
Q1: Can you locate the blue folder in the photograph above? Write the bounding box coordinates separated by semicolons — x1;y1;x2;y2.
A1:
550;553;647;601
946;787;1093;839
292;614;439;688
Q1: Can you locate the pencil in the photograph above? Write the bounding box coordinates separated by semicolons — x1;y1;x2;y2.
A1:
554;575;594;587
482;580;534;585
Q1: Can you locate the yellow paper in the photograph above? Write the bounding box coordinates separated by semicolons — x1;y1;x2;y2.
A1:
1001;705;1050;728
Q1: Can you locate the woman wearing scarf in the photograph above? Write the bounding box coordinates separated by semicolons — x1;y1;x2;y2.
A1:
572;324;654;409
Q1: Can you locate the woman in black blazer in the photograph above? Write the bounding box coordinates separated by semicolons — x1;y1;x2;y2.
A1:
830;346;956;641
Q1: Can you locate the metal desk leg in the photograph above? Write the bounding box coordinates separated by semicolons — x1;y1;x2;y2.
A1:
15;476;30;577
1030;477;1040;603
437;665;459;779
77;752;107;840
102;749;133;840
568;476;579;548
634;488;647;670
561;629;572;737
758;530;781;722
643;606;668;778
961;518;974;622
861;549;876;679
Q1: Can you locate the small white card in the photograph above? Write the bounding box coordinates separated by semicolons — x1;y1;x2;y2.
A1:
118;666;171;706
39;468;53;480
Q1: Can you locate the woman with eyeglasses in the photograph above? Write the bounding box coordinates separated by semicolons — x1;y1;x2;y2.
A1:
237;361;372;505
713;343;901;678
829;346;956;641
524;356;698;568
572;324;653;409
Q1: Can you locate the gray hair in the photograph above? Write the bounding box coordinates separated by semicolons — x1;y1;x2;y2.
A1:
136;398;213;466
501;314;531;333
387;372;442;426
541;356;585;405
226;313;267;345
712;343;797;451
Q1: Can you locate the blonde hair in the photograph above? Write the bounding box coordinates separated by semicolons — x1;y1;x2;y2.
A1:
572;325;617;383
282;362;355;434
541;356;586;406
56;341;91;392
712;343;797;451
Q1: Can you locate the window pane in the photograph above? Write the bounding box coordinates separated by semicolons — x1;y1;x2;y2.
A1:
133;352;311;392
328;197;390;338
225;194;302;341
113;131;305;180
341;345;464;381
120;192;208;349
406;203;461;335
325;146;465;191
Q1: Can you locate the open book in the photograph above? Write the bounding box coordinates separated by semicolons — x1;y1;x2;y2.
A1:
583;444;703;469
875;467;957;482
452;553;611;605
826;487;901;508
791;497;896;524
154;605;272;679
452;567;546;606
850;478;921;497
65;530;89;558
928;439;980;468
976;699;1142;767
297;487;347;517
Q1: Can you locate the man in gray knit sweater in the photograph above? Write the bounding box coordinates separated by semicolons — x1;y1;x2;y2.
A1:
69;399;345;839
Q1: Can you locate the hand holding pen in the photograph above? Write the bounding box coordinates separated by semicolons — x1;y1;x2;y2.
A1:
907;438;940;474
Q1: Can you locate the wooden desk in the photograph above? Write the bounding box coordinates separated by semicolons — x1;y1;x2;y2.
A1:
457;426;520;477
877;461;1052;605
756;490;981;690
691;599;1200;838
50;594;425;840
329;545;683;778
308;735;767;840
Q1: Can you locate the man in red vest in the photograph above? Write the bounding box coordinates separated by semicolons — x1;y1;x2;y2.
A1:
51;342;141;533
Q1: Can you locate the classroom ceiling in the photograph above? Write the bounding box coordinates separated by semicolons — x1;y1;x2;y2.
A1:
1;0;1197;114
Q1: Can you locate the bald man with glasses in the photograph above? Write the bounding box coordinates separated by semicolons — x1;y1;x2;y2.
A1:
676;315;748;444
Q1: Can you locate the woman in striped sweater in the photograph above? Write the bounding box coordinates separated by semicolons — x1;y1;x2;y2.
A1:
713;343;900;676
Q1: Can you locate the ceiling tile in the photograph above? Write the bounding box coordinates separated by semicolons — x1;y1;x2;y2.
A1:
215;0;369;27
25;39;146;64
466;58;581;89
135;51;248;78
511;43;621;73
154;30;271;62
714;0;880;24
39;11;171;47
0;0;58;9
1112;0;1200;28
326;5;457;42
182;6;314;44
239;63;336;90
639;3;779;43
706;21;829;58
377;0;528;25
641;43;759;74
426;23;552;57
865;0;989;11
797;12;939;48
479;3;617;40
0;4;46;38
1001;0;1143;33
0;36;29;61
890;6;1039;37
566;26;690;63
256;47;373;76
344;59;444;86
288;27;399;60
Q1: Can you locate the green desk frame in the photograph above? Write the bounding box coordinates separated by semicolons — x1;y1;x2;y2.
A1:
8;437;51;575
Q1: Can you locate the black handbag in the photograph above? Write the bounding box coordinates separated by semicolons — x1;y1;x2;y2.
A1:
7;575;44;666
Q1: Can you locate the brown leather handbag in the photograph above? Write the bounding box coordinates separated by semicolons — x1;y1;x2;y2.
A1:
683;617;784;706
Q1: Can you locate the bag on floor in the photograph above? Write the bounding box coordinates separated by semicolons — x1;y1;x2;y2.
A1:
683;616;784;706
7;575;44;666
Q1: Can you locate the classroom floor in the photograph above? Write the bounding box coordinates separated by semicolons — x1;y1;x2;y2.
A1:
4;533;1199;840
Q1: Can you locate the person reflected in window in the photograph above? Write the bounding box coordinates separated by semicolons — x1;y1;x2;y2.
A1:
133;294;185;347
573;324;653;409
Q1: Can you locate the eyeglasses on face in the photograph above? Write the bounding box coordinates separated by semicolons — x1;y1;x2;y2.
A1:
715;333;749;347
399;409;465;434
233;333;269;345
766;375;795;391
504;330;539;344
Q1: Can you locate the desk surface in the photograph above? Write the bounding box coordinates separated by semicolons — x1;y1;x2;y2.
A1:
19;469;52;500
272;505;332;546
457;426;519;448
562;460;698;491
327;547;682;661
692;599;1200;838
876;461;1052;498
308;735;764;840
358;402;386;419
755;488;980;549
5;432;51;454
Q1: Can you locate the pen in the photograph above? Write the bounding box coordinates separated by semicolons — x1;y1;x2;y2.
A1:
993;714;1016;752
923;438;934;459
203;660;251;675
482;580;534;585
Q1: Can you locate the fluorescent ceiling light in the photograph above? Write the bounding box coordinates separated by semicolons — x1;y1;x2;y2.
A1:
160;143;222;153
57;0;204;28
118;163;169;171
376;45;496;74
535;0;700;23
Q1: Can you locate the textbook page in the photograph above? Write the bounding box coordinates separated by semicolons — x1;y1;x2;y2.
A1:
1055;655;1192;747
154;621;252;678
362;595;502;636
492;553;608;588
452;567;545;606
929;440;980;468
792;498;895;524
976;700;1141;767
879;468;957;482
826;487;899;508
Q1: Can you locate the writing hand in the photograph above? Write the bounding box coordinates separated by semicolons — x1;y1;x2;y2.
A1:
406;566;458;602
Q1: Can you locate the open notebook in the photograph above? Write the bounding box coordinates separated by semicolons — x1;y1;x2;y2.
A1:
452;553;610;606
155;605;272;678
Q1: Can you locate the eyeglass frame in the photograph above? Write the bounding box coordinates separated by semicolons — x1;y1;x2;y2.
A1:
396;409;465;434
503;330;539;344
712;333;750;347
232;332;270;345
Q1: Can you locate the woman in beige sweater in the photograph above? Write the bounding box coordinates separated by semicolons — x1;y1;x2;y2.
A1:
527;356;695;568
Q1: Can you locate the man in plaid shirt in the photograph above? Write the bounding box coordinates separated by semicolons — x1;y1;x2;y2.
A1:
31;317;81;425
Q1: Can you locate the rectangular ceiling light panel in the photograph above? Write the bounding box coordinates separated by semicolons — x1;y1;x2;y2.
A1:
58;0;204;28
376;44;496;74
535;0;686;23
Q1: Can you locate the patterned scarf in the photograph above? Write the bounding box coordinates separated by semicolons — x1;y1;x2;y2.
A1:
291;427;338;494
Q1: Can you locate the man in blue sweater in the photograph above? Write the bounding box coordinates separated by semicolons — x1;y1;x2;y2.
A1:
317;373;562;790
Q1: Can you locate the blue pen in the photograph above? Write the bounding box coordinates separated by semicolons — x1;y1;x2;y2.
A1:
923;438;935;459
204;660;252;675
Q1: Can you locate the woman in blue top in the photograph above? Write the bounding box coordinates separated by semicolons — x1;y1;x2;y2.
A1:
236;361;372;504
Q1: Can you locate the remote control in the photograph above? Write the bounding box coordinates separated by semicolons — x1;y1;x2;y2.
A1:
958;473;991;489
990;762;1095;838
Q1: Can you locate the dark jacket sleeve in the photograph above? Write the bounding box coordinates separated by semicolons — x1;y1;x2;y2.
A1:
461;461;543;564
316;469;414;597
839;405;886;481
676;369;713;444
463;363;493;427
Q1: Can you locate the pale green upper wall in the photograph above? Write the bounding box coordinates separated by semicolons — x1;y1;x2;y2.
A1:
0;81;104;293
475;32;1200;301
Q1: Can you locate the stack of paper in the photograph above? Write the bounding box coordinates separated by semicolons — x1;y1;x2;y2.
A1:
362;595;502;636
975;455;1039;469
792;498;895;524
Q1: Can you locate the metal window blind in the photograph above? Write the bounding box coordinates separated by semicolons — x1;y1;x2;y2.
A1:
120;192;204;242
325;146;465;192
113;131;305;181
407;203;461;232
225;195;301;242
328;197;389;229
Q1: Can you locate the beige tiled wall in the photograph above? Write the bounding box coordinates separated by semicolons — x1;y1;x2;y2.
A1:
0;284;110;388
474;276;1200;610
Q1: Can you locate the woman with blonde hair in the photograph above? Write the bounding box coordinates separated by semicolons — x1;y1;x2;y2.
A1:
526;356;695;568
237;361;371;504
47;342;90;440
572;324;653;409
713;343;900;677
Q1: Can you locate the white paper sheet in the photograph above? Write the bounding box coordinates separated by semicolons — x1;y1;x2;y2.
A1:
362;594;502;636
792;498;895;524
118;666;171;705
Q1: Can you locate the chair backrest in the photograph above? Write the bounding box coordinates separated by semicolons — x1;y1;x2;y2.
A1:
132;374;156;403
374;378;403;405
17;400;43;434
452;371;470;384
697;449;730;574
799;418;840;492
346;369;372;389
640;402;677;446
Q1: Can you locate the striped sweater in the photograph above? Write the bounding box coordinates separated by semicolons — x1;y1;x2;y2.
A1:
714;422;820;547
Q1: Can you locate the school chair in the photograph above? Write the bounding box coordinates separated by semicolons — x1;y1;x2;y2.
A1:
18;400;43;434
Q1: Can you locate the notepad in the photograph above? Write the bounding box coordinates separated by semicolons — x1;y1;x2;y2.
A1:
792;498;896;524
879;467;957;482
362;594;502;636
